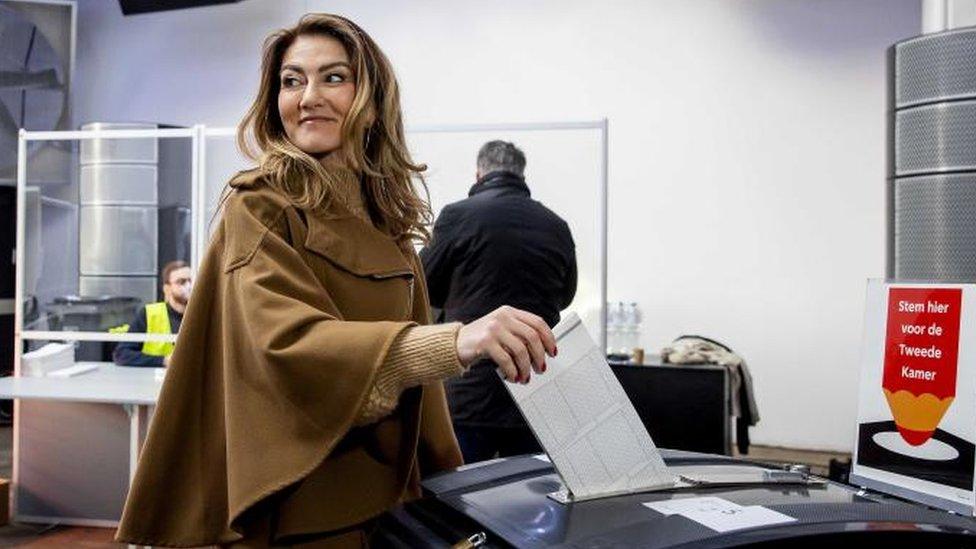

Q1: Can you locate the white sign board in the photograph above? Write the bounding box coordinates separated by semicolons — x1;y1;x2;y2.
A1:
851;280;976;514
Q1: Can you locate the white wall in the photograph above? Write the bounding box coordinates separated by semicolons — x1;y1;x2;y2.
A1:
74;0;921;451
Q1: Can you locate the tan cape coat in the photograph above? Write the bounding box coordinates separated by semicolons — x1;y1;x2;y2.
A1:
115;172;463;547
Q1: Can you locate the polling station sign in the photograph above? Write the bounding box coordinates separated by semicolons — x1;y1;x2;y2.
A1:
852;280;976;514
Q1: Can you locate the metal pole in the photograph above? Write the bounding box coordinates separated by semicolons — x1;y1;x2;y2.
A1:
408;120;605;134
14;130;27;376
12;129;27;523
191;125;204;270
21;330;176;344
599;119;609;353
203;126;236;138
23;128;195;141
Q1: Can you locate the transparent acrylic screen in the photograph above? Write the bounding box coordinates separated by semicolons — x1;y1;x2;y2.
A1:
23;135;192;349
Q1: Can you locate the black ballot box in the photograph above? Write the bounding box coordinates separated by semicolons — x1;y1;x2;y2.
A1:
376;452;976;548
610;358;731;455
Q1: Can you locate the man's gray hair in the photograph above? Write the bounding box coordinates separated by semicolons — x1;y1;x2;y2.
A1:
477;140;526;177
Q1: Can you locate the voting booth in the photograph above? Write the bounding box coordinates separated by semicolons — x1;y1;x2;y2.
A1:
2;126;197;525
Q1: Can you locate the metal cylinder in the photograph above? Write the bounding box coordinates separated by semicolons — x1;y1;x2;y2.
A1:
888;27;976;281
78;122;159;302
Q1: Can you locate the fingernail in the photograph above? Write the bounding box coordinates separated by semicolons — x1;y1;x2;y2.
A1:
542;363;547;372
554;346;559;356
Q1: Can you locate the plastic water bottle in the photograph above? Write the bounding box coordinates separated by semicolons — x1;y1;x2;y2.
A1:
606;301;620;358
626;302;643;363
609;301;641;362
620;302;634;359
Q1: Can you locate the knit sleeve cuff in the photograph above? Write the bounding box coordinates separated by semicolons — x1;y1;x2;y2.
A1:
354;323;463;426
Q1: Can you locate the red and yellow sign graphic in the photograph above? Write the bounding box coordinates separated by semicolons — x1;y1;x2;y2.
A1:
883;288;963;446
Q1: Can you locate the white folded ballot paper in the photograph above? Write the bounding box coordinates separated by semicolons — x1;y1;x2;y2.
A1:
21;342;75;377
503;312;676;502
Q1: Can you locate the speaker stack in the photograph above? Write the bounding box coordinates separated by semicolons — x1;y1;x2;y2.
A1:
889;27;976;281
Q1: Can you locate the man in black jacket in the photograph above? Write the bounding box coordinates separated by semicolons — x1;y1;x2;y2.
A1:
421;140;577;463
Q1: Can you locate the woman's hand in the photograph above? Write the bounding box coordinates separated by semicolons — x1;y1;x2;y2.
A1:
456;306;558;384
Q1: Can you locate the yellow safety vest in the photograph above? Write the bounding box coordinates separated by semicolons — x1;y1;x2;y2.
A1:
142;302;175;357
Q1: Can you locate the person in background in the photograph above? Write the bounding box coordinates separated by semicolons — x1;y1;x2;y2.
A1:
421;140;578;463
112;260;191;367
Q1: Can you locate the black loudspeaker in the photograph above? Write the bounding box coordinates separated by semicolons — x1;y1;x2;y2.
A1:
118;0;242;16
888;28;976;281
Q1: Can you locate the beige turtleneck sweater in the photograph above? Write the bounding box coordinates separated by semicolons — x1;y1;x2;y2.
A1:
329;177;465;426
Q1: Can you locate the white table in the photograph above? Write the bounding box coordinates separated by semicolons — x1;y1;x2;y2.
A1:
0;362;162;526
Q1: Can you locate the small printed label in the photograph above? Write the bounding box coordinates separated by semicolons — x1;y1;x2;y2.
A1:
643;496;796;532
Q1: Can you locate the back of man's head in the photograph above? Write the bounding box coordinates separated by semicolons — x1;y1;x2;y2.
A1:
477;140;526;178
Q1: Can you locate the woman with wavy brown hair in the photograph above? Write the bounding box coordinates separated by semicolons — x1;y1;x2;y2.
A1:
115;13;555;548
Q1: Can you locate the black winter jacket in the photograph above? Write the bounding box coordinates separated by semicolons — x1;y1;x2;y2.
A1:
420;171;577;427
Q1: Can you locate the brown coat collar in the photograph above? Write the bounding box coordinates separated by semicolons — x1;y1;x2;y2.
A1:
225;169;413;278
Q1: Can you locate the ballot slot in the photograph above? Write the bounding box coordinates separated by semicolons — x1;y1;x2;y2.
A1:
672;466;825;488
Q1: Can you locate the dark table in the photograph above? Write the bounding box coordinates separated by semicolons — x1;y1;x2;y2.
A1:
610;356;731;456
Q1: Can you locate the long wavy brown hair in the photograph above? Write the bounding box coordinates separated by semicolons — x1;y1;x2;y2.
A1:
235;13;431;244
